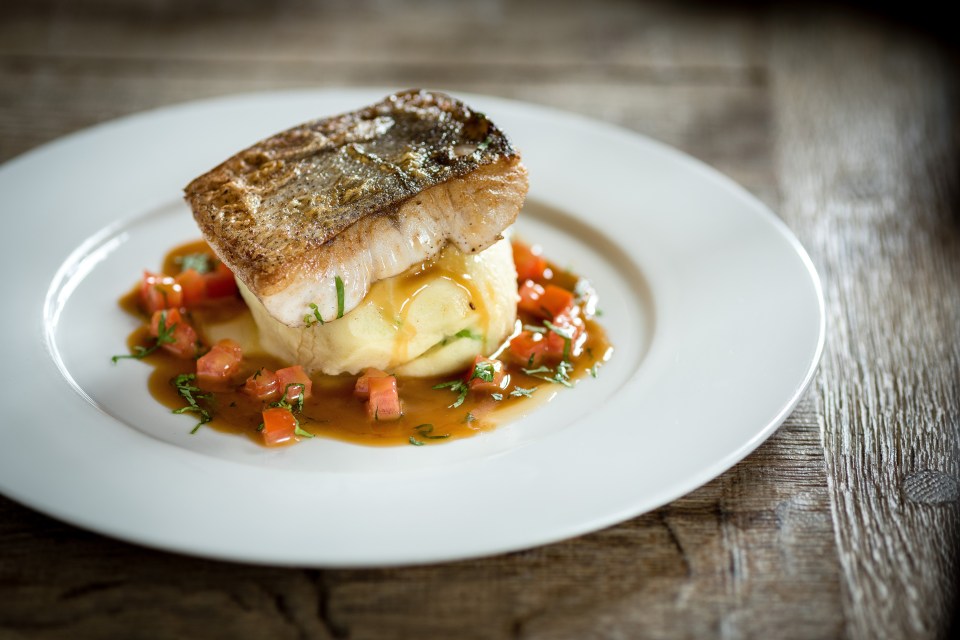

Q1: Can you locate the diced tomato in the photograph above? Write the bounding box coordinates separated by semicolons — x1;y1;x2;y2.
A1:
149;308;200;359
354;367;390;399
139;270;183;314
175;268;206;307
512;241;548;282
367;375;402;421
261;407;298;446
196;339;243;383
539;285;576;319
508;330;563;367
517;281;546;316
466;356;509;393
276;365;312;403
204;262;239;299
243;368;280;401
518;281;576;320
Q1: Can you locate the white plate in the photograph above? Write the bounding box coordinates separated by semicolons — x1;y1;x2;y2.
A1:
0;89;823;567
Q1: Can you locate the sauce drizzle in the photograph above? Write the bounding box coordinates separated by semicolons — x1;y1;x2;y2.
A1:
119;240;612;447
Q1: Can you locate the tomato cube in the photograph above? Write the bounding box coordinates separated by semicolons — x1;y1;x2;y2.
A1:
517;281;546;316
175;268;206;307
518;281;575;320
149;308;199;359
539;285;576;320
276;365;312;403
140;270;182;314
367;375;401;421
508;330;561;367
196;339;243;383
243;368;280;401
261;407;298;446
512;241;548;282
204;262;239;299
466;356;509;393
354;367;390;399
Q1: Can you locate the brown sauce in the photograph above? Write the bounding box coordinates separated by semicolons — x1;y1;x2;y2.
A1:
119;240;612;447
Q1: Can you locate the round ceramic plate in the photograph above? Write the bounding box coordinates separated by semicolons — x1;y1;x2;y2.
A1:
0;89;823;567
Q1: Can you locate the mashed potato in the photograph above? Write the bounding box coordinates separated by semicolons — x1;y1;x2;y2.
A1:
235;238;518;376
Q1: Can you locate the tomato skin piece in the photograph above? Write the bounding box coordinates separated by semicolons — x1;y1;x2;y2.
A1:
148;308;200;359
204;262;239;299
466;356;509;393
512;241;548;282
367;375;401;421
261;407;298;446
175;268;206;307
276;365;312;402
243;368;280;401
354;368;390;399
196;339;243;383
139;270;183;314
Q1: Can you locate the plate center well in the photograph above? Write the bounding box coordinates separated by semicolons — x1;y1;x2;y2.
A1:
44;199;654;472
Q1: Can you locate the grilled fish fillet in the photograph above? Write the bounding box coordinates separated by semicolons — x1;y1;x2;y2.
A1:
185;89;529;327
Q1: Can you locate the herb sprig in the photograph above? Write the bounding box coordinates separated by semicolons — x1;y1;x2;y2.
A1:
433;379;469;408
175;253;215;274
270;383;313;438
171;373;213;433
304;275;346;326
335;275;345;319
409;423;451;446
522;361;573;388
470;361;495;383
112;311;176;363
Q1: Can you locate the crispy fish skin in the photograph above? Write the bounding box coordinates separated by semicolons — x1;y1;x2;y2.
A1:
185;89;528;327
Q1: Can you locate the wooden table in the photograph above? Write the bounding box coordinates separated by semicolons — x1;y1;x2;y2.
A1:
2;2;957;638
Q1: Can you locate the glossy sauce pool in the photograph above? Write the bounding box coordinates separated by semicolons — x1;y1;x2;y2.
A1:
120;240;612;447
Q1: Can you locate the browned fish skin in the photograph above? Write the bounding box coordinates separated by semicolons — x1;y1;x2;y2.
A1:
185;89;528;326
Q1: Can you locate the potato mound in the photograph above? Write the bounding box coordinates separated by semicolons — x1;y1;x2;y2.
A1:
237;238;518;376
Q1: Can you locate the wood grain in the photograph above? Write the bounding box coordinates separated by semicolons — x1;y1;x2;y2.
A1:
771;11;960;638
0;1;957;638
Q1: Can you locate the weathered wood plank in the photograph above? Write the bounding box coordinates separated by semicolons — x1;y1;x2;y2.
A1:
771;10;960;639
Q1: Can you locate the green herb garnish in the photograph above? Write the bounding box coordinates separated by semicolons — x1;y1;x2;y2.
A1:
522;362;574;388
304;303;324;326
491;393;504;401
455;328;482;340
271;383;306;413
265;385;314;438
171;373;213;433
293;420;314;439
510;386;537;398
543;319;574;361
335;275;345;319
521;365;552;376
476;135;493;152
415;423;450;439
409;436;424;446
111;310;177;362
175;253;215;274
470;361;495;383
433;379;469;408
